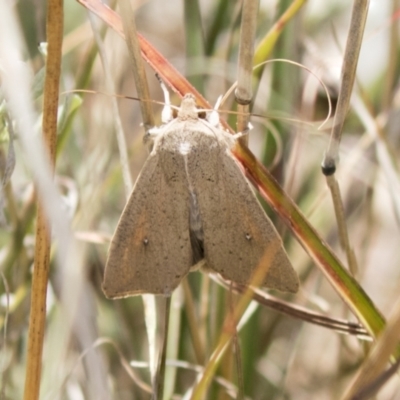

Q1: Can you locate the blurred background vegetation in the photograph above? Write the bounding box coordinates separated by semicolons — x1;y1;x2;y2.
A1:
1;0;400;399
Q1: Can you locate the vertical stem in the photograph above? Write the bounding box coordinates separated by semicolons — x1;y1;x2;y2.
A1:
235;0;259;145
321;0;370;173
326;175;358;276
154;296;171;400
119;0;154;130
23;0;63;398
184;0;205;92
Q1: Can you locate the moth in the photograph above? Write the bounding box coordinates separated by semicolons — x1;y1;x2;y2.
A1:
103;94;299;297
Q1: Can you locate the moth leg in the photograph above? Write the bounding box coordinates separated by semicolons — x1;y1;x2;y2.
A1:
154;73;173;123
206;95;252;141
143;126;163;147
144;76;172;146
232;122;253;140
207;95;223;127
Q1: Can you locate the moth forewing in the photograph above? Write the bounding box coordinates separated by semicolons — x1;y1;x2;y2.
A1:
186;119;299;294
103;135;193;298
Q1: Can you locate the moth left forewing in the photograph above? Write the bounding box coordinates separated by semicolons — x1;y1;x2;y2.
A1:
103;130;193;298
190;127;299;293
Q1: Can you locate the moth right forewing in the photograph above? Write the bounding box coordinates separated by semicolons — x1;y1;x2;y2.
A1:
189;129;299;293
103;150;192;298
